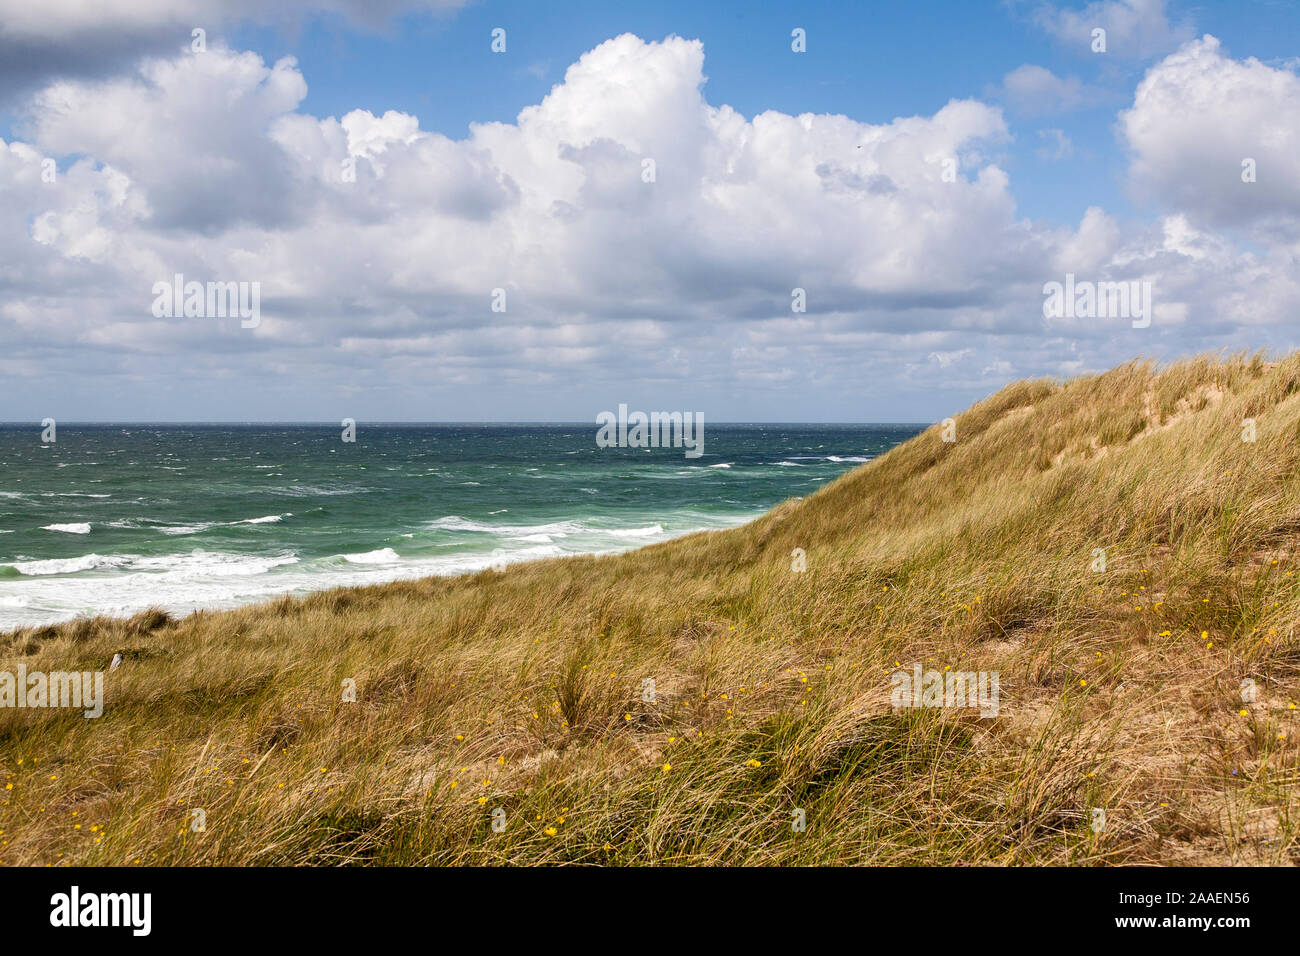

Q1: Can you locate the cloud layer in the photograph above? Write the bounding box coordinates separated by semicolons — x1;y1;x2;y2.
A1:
3;30;1299;420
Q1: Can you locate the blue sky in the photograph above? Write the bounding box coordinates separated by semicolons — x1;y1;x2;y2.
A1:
1;0;1299;421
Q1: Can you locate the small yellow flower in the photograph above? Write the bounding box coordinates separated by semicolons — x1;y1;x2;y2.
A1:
545;827;557;836
1239;709;1249;717
662;762;672;773
746;759;762;768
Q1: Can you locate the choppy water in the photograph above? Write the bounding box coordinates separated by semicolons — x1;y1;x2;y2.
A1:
0;423;921;629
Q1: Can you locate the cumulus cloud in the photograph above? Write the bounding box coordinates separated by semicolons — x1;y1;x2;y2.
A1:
10;38;1025;328
999;65;1094;114
1033;0;1195;59
1;32;1298;420
28;48;310;232
0;0;466;100
1120;35;1300;241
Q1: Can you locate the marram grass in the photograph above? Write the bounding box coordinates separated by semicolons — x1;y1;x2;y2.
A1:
3;352;1300;866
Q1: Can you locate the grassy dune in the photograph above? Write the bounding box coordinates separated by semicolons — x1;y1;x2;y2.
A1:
4;353;1300;866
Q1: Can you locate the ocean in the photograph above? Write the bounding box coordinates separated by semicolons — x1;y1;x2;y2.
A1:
0;423;922;629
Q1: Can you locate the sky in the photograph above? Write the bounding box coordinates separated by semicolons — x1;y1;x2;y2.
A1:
1;0;1298;422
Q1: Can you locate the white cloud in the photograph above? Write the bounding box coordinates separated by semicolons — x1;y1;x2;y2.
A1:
1034;0;1194;59
0;0;467;99
1120;35;1300;240
1000;65;1092;114
29;48;310;232
1;32;1298;420
0;0;466;38
1035;128;1074;160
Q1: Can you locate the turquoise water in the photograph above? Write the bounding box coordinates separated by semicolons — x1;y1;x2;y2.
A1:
0;424;922;628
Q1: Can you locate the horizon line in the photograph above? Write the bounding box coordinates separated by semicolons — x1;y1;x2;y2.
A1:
0;420;934;427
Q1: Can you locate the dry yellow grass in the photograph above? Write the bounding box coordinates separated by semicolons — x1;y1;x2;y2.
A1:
3;351;1300;865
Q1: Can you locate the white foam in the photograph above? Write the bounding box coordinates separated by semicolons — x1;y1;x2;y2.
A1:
429;515;586;537
131;514;292;535
9;553;129;575
9;550;302;578
135;551;300;577
342;548;401;564
42;523;91;534
598;524;664;538
0;512;762;630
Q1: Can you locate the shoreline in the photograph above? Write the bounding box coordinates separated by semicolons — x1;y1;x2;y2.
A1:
0;510;763;636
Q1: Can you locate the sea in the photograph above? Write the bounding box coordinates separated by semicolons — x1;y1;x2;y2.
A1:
0;423;922;630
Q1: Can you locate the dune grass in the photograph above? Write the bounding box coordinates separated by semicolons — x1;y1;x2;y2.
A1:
3;352;1300;866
